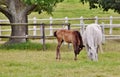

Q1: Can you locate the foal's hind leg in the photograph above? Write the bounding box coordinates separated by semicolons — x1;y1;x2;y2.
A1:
56;40;63;60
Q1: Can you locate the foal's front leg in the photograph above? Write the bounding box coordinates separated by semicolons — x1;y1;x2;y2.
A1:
74;53;77;60
74;47;79;60
73;43;78;60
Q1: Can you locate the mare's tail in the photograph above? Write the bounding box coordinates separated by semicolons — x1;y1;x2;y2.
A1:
54;31;57;37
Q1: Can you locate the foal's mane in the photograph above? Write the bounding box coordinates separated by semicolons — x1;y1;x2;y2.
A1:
75;31;84;47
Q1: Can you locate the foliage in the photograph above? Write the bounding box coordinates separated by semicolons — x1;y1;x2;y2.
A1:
80;0;120;14
0;0;64;44
0;0;64;15
22;0;64;14
28;0;119;19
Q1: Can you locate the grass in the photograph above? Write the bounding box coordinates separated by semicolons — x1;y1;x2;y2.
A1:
0;41;58;51
0;40;120;77
0;41;43;50
0;48;120;77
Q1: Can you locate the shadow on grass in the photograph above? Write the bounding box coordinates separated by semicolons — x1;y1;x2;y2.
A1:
0;41;57;51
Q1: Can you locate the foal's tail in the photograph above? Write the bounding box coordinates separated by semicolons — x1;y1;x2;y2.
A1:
54;31;57;37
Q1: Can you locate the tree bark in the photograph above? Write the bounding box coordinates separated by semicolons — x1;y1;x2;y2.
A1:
6;13;28;44
0;0;36;44
4;0;27;44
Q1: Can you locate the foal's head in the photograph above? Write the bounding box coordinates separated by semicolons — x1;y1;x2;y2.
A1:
77;45;85;54
79;45;85;50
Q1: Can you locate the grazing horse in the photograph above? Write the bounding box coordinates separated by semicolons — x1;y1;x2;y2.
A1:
82;24;103;61
54;29;84;60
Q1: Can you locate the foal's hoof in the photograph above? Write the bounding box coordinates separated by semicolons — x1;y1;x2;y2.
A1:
56;57;58;59
56;57;61;60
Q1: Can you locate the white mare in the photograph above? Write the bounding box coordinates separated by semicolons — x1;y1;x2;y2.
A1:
83;24;103;61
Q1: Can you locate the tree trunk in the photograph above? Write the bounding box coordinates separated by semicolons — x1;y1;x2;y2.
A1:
5;14;28;44
0;0;36;44
5;0;28;44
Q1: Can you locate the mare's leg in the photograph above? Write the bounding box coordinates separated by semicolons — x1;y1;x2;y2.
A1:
56;40;63;60
99;44;103;53
86;44;90;59
95;51;98;61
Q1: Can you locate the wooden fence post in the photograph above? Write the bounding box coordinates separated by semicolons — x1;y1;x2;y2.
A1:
101;22;105;44
67;23;71;49
80;16;84;34
49;17;53;36
33;17;37;36
95;16;98;24
67;23;70;30
40;23;43;44
41;23;46;51
109;16;113;35
0;21;1;40
65;17;68;29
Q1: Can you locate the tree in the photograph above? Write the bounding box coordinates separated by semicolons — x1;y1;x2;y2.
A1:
0;0;63;44
80;0;120;14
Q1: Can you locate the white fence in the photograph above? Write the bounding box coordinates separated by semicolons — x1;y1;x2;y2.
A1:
0;16;120;40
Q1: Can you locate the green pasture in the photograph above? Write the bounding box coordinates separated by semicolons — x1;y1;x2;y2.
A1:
28;0;120;18
0;40;120;77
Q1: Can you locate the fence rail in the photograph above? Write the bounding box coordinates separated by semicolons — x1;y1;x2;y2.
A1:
0;23;70;50
105;35;120;40
0;16;120;40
